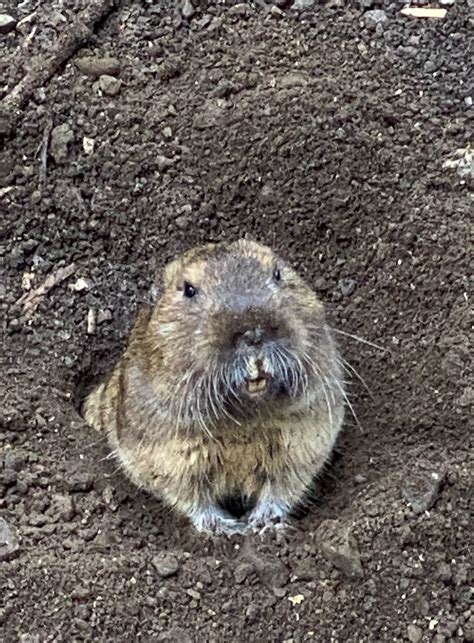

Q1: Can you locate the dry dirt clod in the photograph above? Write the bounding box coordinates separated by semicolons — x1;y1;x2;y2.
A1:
97;75;122;97
156;155;175;171
234;561;254;584
65;471;94;492
50;124;74;164
0;518;20;562
316;519;363;579
48;494;75;522
156;628;192;643
292;0;317;9
407;624;423;643
152;553;180;578
76;56;121;78
338;277;356;297
181;0;195;19
402;462;447;514
364;9;388;30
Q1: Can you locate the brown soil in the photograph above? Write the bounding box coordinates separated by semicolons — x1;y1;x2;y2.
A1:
1;1;472;642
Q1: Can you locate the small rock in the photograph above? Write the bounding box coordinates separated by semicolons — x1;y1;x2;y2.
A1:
0;468;16;487
65;471;94;492
0;518;20;561
401;462;447;514
354;474;367;484
0;14;16;33
437;562;452;583
4;450;28;471
443;148;474;180
76;56;121;78
234;562;254;584
465;96;473;108
290;564;316;582
181;0;195;19
432;636;446;643
228;3;249;17
49;494;75;522
70;277;91;292
407;624;423;643
241;551;289;588
464;615;474;641
195;14;212;29
175;215;189;230
156;155;175;172
193;102;224;129
280;72;308;89
364;10;387;30
338;277;356;297
424;60;438;74
98;75;122;97
314;277;330;291
157;628;192;643
316;519;363;579
97;309;113;325
211;79;239;99
83;137;95;155
50;123;74;164
273;586;287;598
292;0;317;9
152;553;180;578
398;46;418;59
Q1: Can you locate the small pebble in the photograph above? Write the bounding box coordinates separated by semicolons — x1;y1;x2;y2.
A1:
316;519;363;579
364;10;387;30
76;56;121;78
338;277;356;297
50;124;74;164
152;553;180;578
65;471;94;492
292;0;317;9
402;462;447;514
0;14;16;33
98;75;122;97
234;562;253;584
156;155;175;172
0;518;20;562
181;0;195;19
407;624;423;643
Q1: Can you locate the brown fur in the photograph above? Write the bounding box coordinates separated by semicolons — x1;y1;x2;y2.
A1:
83;239;345;535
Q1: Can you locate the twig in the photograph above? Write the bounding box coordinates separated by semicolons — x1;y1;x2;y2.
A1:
87;308;97;335
331;328;387;352
16;263;76;319
37;118;53;186
1;0;118;133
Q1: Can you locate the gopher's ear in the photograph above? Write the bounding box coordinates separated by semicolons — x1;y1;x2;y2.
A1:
146;258;180;305
163;257;181;287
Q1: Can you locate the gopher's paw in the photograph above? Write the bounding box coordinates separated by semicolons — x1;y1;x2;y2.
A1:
247;499;291;536
191;505;247;537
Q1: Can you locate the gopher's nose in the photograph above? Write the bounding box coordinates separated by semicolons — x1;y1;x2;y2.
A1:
241;326;264;346
234;324;279;347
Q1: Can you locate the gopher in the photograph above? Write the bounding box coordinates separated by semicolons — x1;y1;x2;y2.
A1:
83;239;345;535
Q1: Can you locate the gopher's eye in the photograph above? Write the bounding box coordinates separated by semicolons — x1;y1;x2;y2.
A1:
273;268;281;283
183;282;197;298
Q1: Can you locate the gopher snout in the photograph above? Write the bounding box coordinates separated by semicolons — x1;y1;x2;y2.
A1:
233;322;283;348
